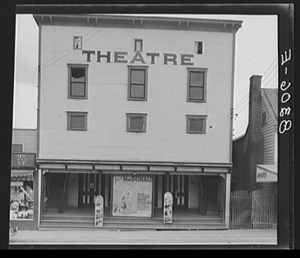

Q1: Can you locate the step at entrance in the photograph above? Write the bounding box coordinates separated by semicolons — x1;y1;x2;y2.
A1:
40;215;226;230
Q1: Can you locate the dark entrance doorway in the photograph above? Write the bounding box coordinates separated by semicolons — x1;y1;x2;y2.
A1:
169;175;189;209
78;173;99;207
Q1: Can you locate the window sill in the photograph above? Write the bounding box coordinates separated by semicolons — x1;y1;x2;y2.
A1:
67;129;87;131
187;100;206;103
68;97;88;100
127;130;146;133
186;131;206;134
127;98;148;101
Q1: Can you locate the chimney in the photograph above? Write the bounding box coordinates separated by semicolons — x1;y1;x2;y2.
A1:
247;75;264;191
248;75;263;145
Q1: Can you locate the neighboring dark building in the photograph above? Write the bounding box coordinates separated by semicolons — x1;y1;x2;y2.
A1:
232;75;278;192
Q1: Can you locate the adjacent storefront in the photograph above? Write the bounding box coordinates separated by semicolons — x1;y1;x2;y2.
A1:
10;153;35;230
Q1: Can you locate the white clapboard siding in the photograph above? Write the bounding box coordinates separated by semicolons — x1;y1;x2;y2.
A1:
261;101;276;164
12;129;37;153
39;25;234;163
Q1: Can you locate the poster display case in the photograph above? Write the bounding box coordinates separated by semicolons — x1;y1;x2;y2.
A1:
95;195;104;226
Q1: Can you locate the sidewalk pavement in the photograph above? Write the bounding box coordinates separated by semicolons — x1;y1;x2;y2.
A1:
9;229;277;247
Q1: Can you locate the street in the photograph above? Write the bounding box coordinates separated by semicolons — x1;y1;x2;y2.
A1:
9;228;277;247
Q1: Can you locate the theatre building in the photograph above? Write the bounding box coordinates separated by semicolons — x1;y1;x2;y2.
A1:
33;14;242;230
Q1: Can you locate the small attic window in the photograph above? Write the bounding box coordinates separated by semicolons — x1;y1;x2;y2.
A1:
134;39;143;52
73;36;82;50
195;41;203;54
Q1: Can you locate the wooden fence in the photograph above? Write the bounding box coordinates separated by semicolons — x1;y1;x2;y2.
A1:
230;189;276;229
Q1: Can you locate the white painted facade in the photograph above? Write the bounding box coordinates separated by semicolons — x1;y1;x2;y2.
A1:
33;15;242;229
38;22;235;164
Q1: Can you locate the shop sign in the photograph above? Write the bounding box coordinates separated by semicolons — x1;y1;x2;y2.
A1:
112;175;153;217
256;171;277;182
11;153;35;169
256;165;277;183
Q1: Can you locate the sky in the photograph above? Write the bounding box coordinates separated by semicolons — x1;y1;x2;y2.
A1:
13;14;278;139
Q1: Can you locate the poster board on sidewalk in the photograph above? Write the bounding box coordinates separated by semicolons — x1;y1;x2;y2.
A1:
95;195;104;227
163;192;173;224
112;175;153;217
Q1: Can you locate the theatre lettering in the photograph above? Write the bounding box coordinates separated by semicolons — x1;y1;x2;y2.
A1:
123;175;152;182
82;50;195;65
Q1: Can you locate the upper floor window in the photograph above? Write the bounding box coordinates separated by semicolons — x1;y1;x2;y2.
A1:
187;68;207;102
128;66;148;101
68;64;88;99
126;113;147;133
186;115;206;134
12;144;23;153
134;39;143;52
261;111;267;126
194;41;203;54
67;112;88;131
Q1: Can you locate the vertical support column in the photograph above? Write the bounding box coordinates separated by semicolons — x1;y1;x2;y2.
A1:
101;173;106;201
98;171;102;196
154;175;158;208
224;172;231;228
98;171;103;216
152;175;155;218
33;168;41;230
166;173;170;192
109;174;112;217
40;169;45;227
162;175;165;210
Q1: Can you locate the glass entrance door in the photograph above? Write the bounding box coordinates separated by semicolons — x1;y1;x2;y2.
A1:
79;173;99;207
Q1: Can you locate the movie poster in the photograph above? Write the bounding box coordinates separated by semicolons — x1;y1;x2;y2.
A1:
112;175;153;217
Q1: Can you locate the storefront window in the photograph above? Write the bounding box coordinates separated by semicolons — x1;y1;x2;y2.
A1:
10;180;34;220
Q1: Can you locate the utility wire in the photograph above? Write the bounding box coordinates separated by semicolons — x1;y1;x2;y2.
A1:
207;35;277;94
41;27;99;69
41;28;104;70
262;66;278;84
234;56;277;112
235;82;277;121
236;100;249;113
262;57;278;77
234;60;278;119
235;93;249;109
42;28;134;84
262;72;278;89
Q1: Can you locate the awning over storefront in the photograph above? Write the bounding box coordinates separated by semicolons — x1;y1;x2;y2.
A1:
36;159;232;174
11;170;34;182
256;164;277;183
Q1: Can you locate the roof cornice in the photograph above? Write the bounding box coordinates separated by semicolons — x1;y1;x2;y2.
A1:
33;14;243;33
